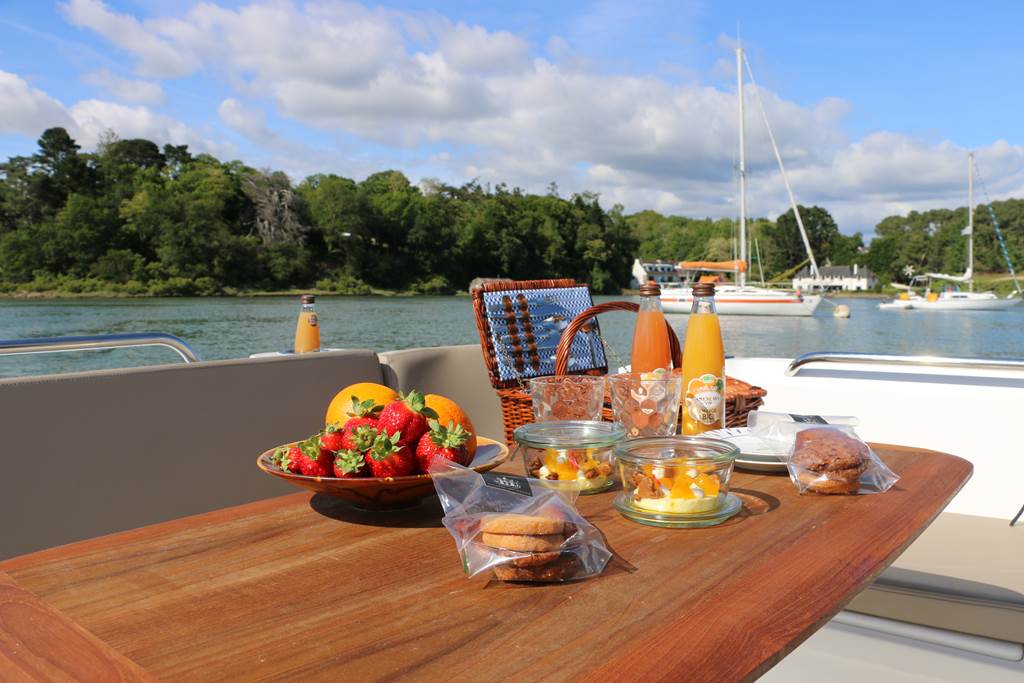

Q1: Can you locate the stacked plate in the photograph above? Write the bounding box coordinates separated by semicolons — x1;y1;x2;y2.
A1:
703;427;790;473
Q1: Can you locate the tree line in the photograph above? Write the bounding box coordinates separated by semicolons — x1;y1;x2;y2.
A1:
0;128;1020;295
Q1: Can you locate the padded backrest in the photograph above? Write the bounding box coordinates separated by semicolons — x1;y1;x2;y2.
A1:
379;345;504;446
0;351;383;559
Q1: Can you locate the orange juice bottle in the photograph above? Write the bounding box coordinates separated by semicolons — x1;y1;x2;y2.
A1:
630;281;672;373
293;294;321;353
681;282;725;434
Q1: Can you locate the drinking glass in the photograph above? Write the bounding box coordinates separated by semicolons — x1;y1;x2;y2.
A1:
529;375;606;422
606;372;683;437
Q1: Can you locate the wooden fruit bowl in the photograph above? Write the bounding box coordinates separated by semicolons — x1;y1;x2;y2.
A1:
257;436;510;510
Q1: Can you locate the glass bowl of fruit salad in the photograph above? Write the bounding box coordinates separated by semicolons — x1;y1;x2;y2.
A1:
514;420;626;494
612;436;741;527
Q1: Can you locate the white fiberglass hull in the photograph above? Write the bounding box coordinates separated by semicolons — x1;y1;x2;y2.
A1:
912;295;1020;311
660;287;822;316
877;299;916;310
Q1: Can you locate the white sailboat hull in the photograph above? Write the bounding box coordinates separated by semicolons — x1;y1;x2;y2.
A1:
911;294;1019;311
660;287;823;316
877;299;915;310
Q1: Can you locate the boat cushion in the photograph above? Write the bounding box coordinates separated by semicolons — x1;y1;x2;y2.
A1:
849;512;1024;643
379;345;504;445
0;351;384;560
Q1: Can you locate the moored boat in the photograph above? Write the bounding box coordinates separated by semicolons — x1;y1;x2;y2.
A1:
661;282;823;316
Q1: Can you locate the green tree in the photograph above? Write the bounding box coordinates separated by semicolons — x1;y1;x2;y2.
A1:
763;205;839;274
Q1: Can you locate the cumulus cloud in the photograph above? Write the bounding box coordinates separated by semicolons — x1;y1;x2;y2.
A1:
0;68;228;158
51;0;1024;231
0;71;75;136
60;0;199;77
69;99;231;156
83;69;165;105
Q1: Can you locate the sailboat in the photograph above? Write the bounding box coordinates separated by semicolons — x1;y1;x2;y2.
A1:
660;44;823;317
910;153;1020;311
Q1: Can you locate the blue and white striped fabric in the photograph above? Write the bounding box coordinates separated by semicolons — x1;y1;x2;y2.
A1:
482;286;606;382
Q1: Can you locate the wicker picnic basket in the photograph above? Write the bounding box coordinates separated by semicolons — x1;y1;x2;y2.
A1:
472;279;766;444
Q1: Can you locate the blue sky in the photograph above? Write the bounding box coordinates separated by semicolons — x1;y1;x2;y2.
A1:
1;0;1022;233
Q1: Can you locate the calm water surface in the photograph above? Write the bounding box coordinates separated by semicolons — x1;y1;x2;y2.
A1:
0;295;1021;378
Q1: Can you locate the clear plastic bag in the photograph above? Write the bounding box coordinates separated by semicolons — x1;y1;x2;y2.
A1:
429;460;611;582
783;425;899;495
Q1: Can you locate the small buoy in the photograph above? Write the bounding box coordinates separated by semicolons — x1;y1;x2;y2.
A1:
833;304;851;318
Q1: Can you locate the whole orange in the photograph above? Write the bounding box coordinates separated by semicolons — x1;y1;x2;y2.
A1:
325;382;399;427
424;393;477;458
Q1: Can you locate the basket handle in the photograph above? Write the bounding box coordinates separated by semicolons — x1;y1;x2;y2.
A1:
554;301;682;376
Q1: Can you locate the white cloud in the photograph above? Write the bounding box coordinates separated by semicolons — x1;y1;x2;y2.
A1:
60;0;199;77
68;99;231;156
52;1;1024;232
218;97;276;145
0;71;75;136
83;69;165;105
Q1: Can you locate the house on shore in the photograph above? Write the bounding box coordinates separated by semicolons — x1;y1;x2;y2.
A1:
792;264;877;291
631;259;683;288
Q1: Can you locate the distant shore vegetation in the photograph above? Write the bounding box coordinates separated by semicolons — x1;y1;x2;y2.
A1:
1;128;1021;297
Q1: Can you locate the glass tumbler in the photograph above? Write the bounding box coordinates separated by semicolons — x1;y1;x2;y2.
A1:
606;372;683;438
529;375;606;422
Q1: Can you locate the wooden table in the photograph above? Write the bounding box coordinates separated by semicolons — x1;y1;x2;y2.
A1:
0;445;971;682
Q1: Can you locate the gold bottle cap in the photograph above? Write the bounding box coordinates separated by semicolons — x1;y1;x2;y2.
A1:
692;282;715;297
639;281;661;296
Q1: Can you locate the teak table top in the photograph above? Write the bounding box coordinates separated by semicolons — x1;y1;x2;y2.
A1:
0;444;971;682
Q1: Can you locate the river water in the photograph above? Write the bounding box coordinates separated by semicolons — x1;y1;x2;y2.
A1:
1;295;1022;379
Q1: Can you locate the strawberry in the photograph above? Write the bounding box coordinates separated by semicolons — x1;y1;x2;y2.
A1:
364;431;415;478
273;445;306;474
319;423;347;452
298;434;333;477
377;390;437;448
341;421;378;452
333;449;367;478
415;419;471;472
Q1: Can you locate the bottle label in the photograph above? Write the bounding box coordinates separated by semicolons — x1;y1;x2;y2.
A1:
307;314;318;327
686;374;724;425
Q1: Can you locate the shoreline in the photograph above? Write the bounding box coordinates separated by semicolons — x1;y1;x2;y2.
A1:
0;288;475;300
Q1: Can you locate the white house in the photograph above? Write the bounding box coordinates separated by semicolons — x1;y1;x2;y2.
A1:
792;264;877;291
631;259;683;288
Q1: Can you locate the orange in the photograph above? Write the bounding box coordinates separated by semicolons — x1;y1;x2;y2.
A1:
325;382;398;427
424;393;477;458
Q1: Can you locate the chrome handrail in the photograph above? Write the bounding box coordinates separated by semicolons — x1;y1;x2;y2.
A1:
0;333;201;364
785;351;1024;377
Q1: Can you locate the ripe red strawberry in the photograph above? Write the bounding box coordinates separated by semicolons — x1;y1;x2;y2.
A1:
415;419;471;472
318;424;346;453
377;390;437;448
273;445;306;474
297;434;333;477
364;431;415;478
341;421;378;452
333;449;367;478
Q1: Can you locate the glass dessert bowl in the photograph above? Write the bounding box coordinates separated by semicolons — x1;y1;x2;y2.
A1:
513;420;626;494
613;436;741;527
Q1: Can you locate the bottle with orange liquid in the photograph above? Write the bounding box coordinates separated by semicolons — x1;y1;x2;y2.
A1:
293;294;321;353
681;282;725;434
630;281;672;373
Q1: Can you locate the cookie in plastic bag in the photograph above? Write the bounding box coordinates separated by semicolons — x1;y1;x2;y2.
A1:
787;426;898;495
430;461;611;582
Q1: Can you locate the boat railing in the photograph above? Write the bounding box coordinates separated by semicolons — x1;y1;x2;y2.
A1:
0;332;201;364
785;351;1024;377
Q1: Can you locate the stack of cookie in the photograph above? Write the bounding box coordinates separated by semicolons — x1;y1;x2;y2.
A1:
479;513;580;582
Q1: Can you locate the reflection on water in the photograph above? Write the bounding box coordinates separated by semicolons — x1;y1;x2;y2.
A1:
0;295;1021;378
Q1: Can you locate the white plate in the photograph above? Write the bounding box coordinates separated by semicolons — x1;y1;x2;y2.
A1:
704;427;789;473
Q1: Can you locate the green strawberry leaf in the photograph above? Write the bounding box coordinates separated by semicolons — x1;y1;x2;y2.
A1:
334;449;365;474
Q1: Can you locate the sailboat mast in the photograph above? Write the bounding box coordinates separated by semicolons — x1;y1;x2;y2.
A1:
968;152;974;291
737;45;747;287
